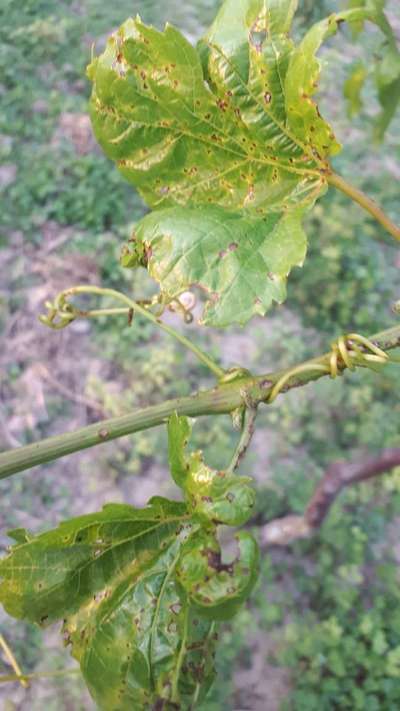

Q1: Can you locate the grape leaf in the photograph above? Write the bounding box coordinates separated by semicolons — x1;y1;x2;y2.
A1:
131;206;307;327
168;413;256;525
0;500;228;709
88;2;386;213
87;8;329;216
177;530;259;620
0;417;259;709
87;0;391;327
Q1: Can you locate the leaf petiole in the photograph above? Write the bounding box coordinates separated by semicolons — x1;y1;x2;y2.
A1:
227;406;258;473
327;171;400;243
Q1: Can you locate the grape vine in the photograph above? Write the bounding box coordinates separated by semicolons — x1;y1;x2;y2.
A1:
0;1;399;708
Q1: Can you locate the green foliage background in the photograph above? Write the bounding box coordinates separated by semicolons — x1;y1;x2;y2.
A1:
0;0;399;709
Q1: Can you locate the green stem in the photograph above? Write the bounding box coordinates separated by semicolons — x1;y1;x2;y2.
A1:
0;633;28;688
48;286;224;379
0;668;80;684
227;407;258;473
327;172;400;243
0;325;398;480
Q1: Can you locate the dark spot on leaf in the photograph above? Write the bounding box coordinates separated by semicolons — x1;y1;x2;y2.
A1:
170;603;182;615
264;92;272;104
201;496;213;503
226;492;235;503
216;98;228;112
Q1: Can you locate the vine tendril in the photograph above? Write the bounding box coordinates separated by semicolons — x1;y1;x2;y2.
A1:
38;285;224;378
267;333;392;404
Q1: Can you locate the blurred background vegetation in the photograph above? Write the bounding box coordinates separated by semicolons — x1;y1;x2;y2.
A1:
0;0;399;709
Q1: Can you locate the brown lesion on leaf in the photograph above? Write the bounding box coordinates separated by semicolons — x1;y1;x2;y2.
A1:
203;548;234;575
216;98;229;112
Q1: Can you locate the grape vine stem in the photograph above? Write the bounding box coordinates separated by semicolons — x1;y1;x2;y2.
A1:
0;325;398;480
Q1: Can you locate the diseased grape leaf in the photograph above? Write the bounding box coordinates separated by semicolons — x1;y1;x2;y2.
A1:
177;530;259;620
87;0;393;327
0;417;259;710
168;413;256;525
132;206;307;327
87;8;328;216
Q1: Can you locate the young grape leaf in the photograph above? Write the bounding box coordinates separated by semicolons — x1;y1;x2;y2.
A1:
132;206;307;327
168;413;256;525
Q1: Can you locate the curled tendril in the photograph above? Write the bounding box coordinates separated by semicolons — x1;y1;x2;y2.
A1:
39;291;159;330
39;295;77;330
267;333;391;404
167;293;196;324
